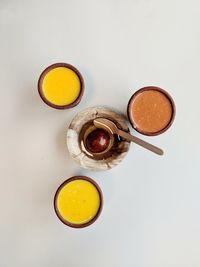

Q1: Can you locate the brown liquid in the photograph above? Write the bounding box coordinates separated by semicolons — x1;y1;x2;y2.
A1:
86;129;110;153
79;120;123;160
130;90;172;133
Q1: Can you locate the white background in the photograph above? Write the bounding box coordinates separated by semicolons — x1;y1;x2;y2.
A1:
1;0;200;266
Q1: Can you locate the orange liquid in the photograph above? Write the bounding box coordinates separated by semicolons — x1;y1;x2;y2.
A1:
130;90;172;133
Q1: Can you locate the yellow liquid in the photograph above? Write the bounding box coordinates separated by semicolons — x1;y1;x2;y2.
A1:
42;67;81;106
56;179;101;224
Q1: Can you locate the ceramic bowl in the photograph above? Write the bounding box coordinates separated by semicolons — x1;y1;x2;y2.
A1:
38;62;84;109
54;176;103;228
127;86;176;136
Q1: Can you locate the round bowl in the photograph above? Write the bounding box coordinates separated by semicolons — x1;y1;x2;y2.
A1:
82;124;115;158
66;107;131;171
127;86;176;136
54;176;103;228
38;62;84;109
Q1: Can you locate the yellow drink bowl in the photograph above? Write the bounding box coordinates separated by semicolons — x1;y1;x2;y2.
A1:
38;63;84;109
54;176;103;228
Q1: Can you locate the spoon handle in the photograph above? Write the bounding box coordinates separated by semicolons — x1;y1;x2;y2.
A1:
117;129;164;156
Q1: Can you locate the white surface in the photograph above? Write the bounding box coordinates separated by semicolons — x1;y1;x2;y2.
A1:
0;0;200;266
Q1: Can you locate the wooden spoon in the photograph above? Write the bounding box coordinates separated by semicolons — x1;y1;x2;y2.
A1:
93;118;164;156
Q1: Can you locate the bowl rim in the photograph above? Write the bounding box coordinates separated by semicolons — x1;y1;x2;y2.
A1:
54;176;103;228
38;62;84;109
127;86;176;136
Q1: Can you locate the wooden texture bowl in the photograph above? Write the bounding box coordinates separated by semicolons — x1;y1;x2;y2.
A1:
66;107;131;171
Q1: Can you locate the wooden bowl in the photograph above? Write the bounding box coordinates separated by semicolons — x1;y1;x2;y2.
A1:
81;124;115;158
67;107;131;171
